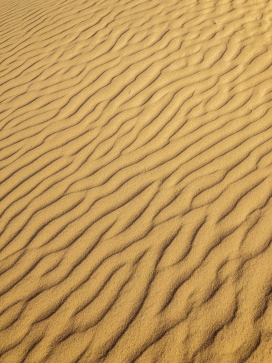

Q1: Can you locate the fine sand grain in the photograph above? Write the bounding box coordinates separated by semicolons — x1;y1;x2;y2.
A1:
1;0;272;362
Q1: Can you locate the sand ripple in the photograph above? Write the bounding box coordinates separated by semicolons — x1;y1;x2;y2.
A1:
1;0;272;362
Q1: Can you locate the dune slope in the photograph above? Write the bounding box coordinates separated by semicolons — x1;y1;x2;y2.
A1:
0;0;272;362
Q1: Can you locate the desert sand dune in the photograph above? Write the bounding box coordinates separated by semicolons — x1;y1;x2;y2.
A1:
0;0;272;362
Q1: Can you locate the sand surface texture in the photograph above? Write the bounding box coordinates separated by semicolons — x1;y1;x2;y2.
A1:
1;0;272;362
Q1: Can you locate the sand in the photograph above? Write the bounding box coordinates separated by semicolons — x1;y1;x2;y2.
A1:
0;0;272;362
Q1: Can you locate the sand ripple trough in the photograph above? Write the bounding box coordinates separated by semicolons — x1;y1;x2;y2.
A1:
0;0;272;362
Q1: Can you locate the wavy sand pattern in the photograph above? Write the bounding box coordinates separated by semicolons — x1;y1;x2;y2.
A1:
1;0;272;362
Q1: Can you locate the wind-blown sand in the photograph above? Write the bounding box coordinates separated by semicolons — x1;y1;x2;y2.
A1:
0;0;272;362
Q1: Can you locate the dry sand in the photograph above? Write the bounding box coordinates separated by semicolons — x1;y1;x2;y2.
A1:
0;0;272;362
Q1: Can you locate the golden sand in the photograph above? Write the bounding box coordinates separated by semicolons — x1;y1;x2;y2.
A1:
0;0;272;362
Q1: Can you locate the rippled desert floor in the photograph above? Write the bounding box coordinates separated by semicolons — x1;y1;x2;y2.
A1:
0;0;272;362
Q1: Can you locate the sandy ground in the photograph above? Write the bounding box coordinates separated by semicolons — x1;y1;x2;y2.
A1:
0;0;272;362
